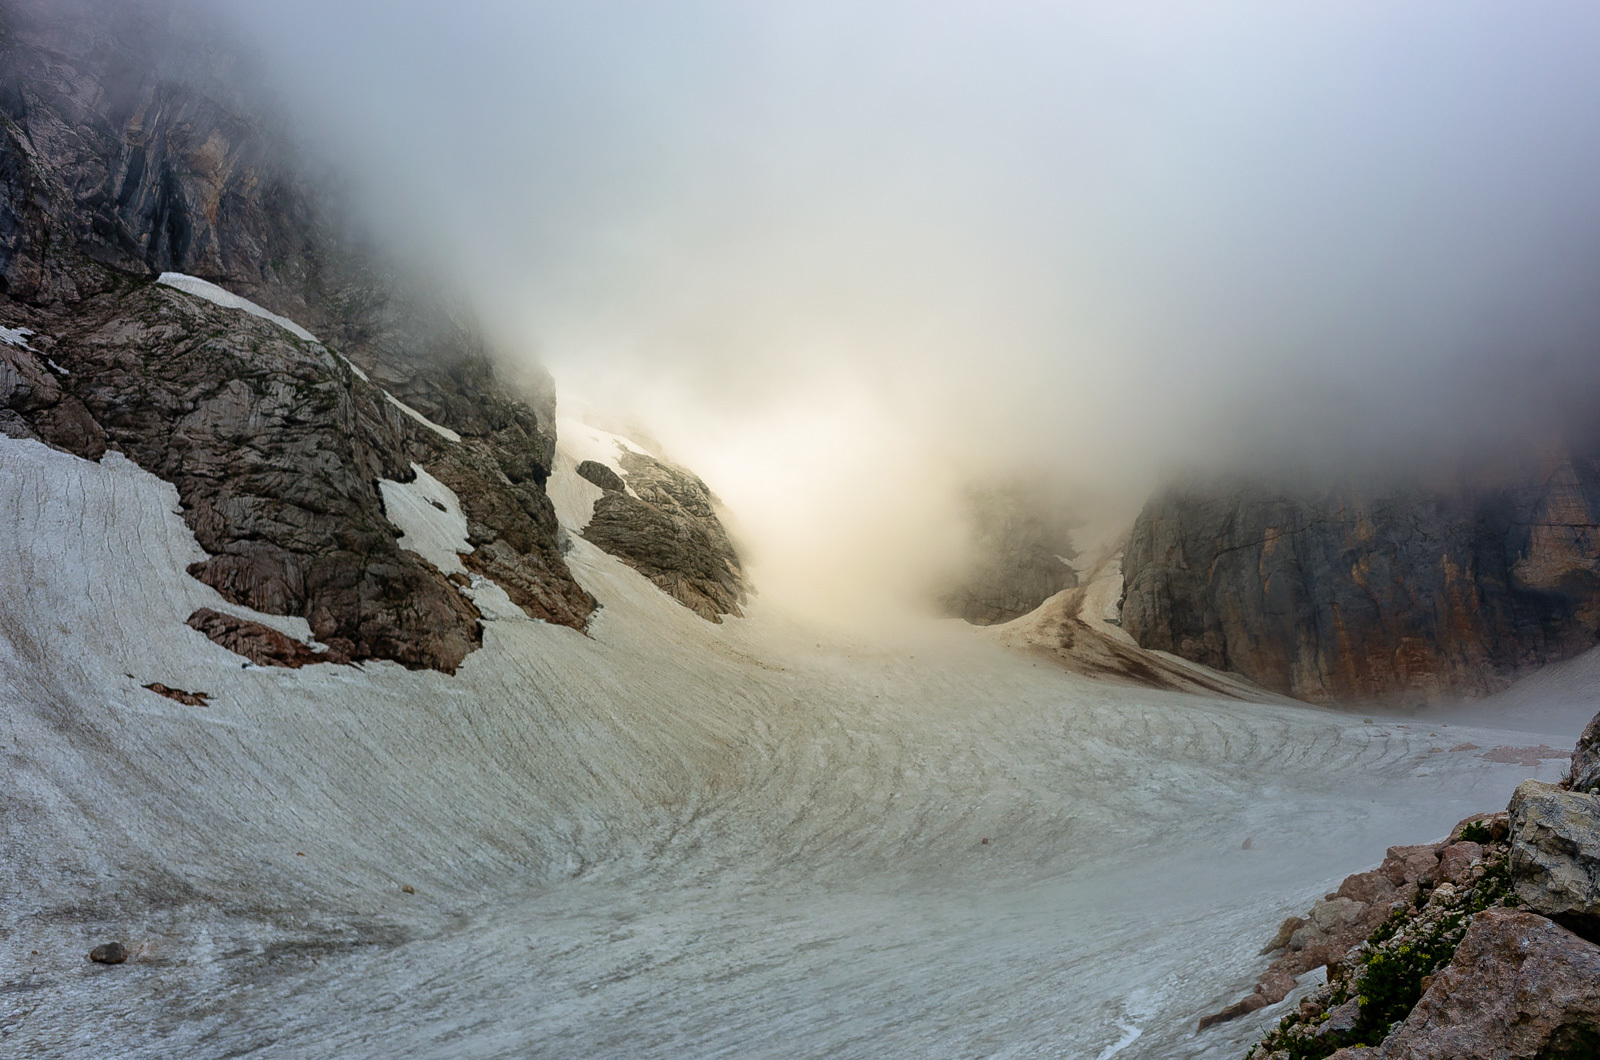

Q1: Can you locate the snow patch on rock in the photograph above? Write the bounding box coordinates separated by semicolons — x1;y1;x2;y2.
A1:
379;464;472;575
156;272;321;344
0;325;36;349
548;417;648;530
384;391;462;443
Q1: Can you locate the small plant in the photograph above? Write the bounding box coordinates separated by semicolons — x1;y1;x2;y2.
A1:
1245;841;1516;1060
1458;820;1493;843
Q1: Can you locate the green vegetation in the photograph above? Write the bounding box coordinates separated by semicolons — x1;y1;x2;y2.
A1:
1245;845;1514;1060
1458;820;1493;843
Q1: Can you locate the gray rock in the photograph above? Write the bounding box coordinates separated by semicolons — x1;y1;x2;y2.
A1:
576;460;625;493
88;941;127;964
583;450;746;622
1316;998;1360;1038
937;481;1079;626
1509;779;1600;925
1261;915;1305;954
0;0;595;667
1571;711;1600;793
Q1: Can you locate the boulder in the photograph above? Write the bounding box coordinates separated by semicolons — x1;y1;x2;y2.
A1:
575;460;625;493
1572;711;1600;793
1436;841;1482;884
1337;910;1600;1058
1316;998;1360;1038
1382;845;1441;887
1260;915;1306;954
1289;897;1369;950
1509;779;1600;926
1337;869;1398;906
88;941;127;964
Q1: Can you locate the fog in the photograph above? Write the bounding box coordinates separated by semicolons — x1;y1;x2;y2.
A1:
218;0;1600;613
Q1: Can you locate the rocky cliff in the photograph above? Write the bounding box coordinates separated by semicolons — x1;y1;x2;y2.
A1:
938;480;1080;626
1121;449;1600;703
581;448;747;622
0;0;595;670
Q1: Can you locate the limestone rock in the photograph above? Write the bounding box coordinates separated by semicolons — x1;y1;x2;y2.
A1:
1317;998;1360;1038
1571;711;1600;793
1509;779;1600;926
1120;466;1600;703
185;608;344;668
143;683;209;707
582;450;746;622
576;460;625;493
0;0;595;666
1436;841;1483;884
1341;910;1600;1059
1261;915;1305;954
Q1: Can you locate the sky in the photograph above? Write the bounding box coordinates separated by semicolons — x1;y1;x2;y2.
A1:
220;1;1600;613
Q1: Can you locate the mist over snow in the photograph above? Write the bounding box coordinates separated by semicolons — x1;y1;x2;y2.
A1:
213;0;1600;612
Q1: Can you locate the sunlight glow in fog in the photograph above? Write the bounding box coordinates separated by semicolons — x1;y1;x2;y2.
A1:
224;0;1600;607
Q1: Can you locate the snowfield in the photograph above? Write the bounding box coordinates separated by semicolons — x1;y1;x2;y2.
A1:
0;431;1584;1059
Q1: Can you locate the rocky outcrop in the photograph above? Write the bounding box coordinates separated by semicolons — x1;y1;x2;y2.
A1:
1570;712;1600;793
582;450;746;622
186;608;340;668
1509;779;1600;933
4;280;487;670
1325;910;1600;1060
1122;456;1600;703
576;459;625;493
0;0;594;668
1240;712;1600;1059
1206;820;1501;1033
938;481;1079;625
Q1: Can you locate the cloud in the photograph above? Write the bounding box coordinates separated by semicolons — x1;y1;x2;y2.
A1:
218;0;1600;610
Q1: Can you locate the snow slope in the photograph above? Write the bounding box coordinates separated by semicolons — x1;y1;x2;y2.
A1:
0;432;1582;1059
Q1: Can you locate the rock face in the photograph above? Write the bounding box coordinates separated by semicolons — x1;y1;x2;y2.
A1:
0;0;594;669
1509;779;1600;932
1570;712;1600;793
1121;458;1600;702
939;481;1079;625
1328;910;1600;1060
582;450;747;622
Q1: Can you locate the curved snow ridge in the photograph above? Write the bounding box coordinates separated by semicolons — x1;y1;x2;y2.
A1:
156;272;321;344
